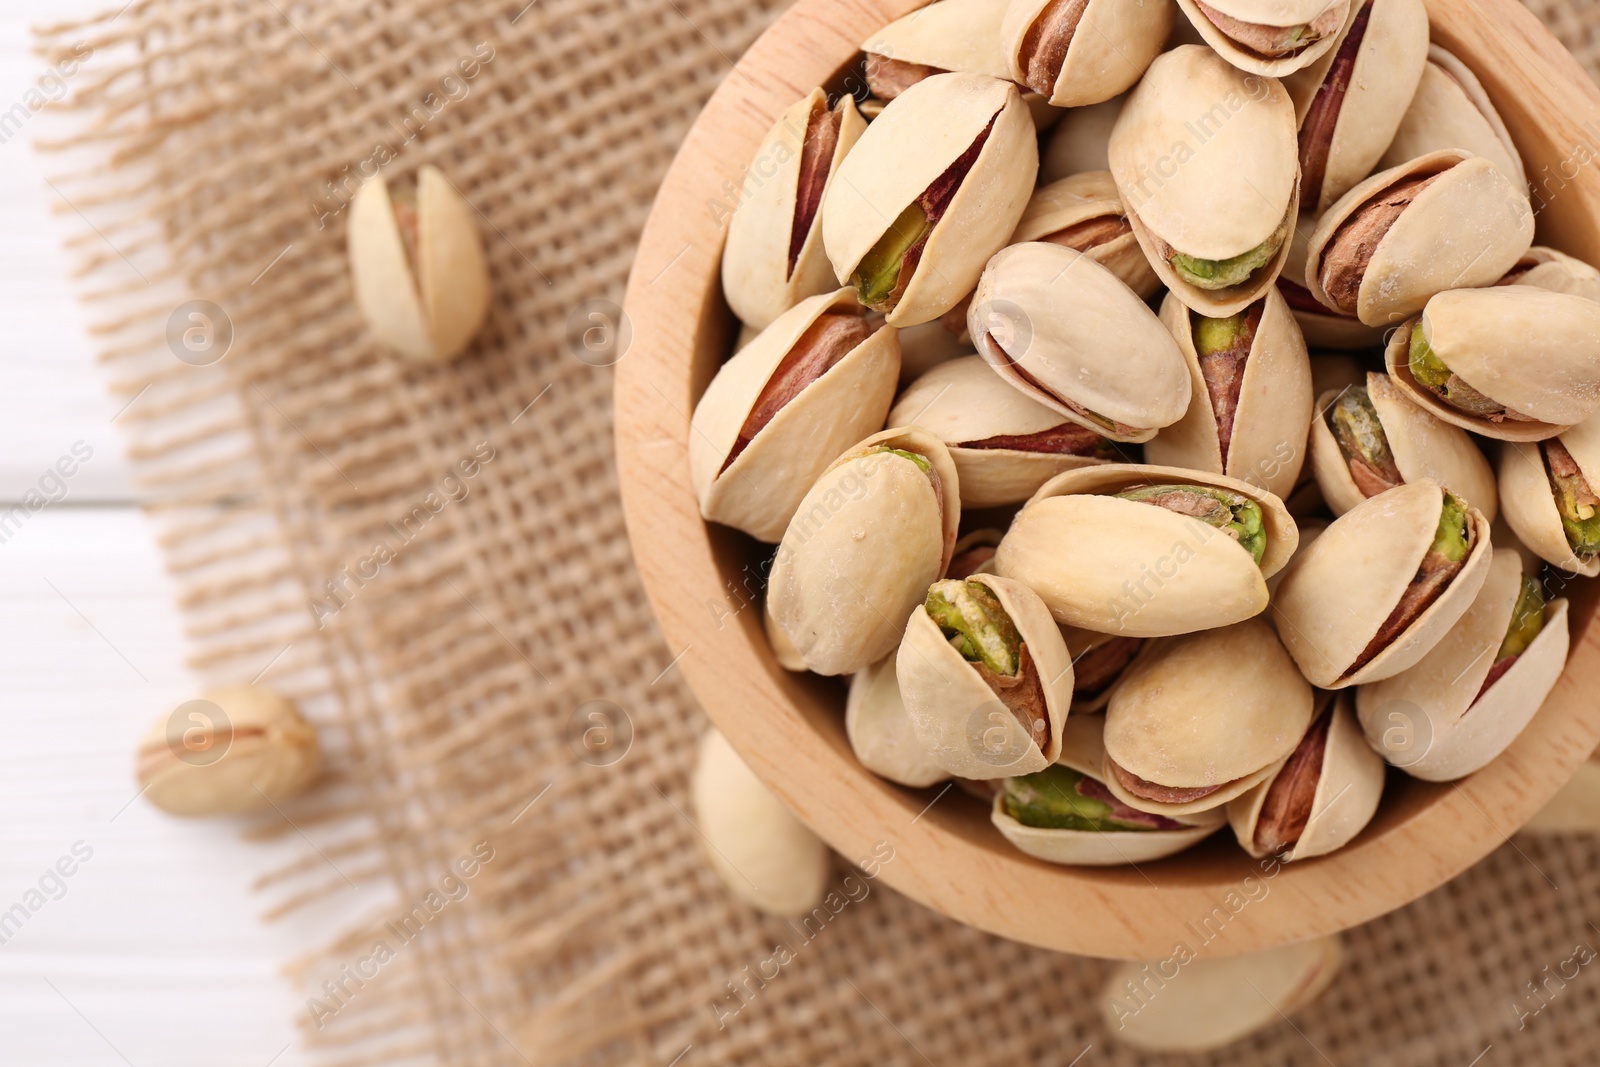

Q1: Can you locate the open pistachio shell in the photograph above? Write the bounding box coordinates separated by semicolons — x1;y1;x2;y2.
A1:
1001;0;1170;107
822;73;1038;327
721;91;868;330
768;427;960;676
348;165;491;363
995;463;1298;637
1306;150;1535;328
1175;0;1349;76
1109;46;1300;316
1145;288;1313;499
1357;548;1570;781
1502;246;1600;304
889;353;1117;507
969;242;1190;443
1309;372;1498;521
846;654;947;788
1498;415;1600;576
1010;171;1161;298
1523;757;1600;833
1228;691;1384;859
1101;937;1342;1051
1102;620;1313;816
1378;45;1526;189
1384;286;1600;441
1060;625;1146;711
862;0;1015;94
1274;480;1493;687
1277;215;1384;349
898;574;1071;779
689;289;901;542
1040;93;1125;182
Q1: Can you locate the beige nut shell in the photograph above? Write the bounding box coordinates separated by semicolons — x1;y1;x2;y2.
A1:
1273;480;1493;687
822;73;1038;327
1040;93;1125;182
1505;246;1600;304
897;574;1071;779
862;0;1014;80
1175;0;1349;77
689;289;900;542
1059;625;1143;711
1280;215;1384;349
1145;288;1313;499
1010;170;1161;298
1001;0;1171;107
1498;416;1600;576
1356;548;1570;781
1378;45;1526;189
846;654;947;788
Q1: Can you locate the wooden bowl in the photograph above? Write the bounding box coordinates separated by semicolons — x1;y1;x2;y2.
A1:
617;0;1600;959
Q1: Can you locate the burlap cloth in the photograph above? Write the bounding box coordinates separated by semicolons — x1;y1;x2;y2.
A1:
31;0;1600;1063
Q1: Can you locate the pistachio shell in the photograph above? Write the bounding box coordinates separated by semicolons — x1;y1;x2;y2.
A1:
689;290;901;541
1109;46;1300;315
1378;45;1526;188
1278;214;1384;349
1059;625;1145;711
846;654;947;787
1356;549;1569;781
995;463;1299;636
1273;480;1493;687
769;427;960;675
1001;0;1170;107
822;73;1038;327
1504;246;1600;304
898;573;1071;778
1498;416;1600;576
1309;372;1498;521
692;728;830;916
969;242;1191;442
1040;93;1125;182
766;599;809;671
348;165;491;362
1522;758;1600;834
1267;515;1326;595
896;320;971;384
1009;171;1161;297
1173;0;1349;77
1145;288;1314;499
862;0;1014;81
721;91;868;329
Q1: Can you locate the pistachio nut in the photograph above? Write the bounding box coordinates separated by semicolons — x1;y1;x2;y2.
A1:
1499;246;1600;305
690;289;900;542
1059;625;1145;711
1108;46;1301;316
1102;937;1342;1051
721;90;868;330
1384;286;1600;442
968;243;1191;443
1378;44;1527;189
821;73;1038;327
1145;288;1314;500
1356;548;1569;781
1283;0;1429;213
1523;756;1600;834
889;354;1119;508
1306;149;1535;327
1227;691;1384;859
995;463;1299;636
692;728;830;916
1009;171;1162;298
1102;619;1314;816
766;597;808;671
1498;414;1600;576
768;427;960;675
348;164;491;363
948;528;1004;578
897;573;1071;778
1309;371;1498;521
136;686;320;817
1275;215;1384;349
1000;0;1171;107
991;714;1222;865
846;654;947;787
1039;93;1124;182
861;0;1014;101
1175;0;1348;77
1274;480;1493;687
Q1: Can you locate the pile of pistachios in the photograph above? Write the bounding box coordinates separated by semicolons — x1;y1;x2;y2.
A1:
691;0;1600;871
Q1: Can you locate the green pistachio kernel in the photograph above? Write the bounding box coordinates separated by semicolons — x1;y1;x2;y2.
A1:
1116;484;1266;565
1408;324;1452;390
1000;765;1157;832
1330;389;1394;469
1430;492;1471;563
1497;574;1546;661
873;446;930;472
1193;311;1248;356
925;579;1021;676
853;202;928;309
1170;226;1283;291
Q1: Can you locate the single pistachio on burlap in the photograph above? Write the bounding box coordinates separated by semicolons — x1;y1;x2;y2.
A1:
721;90;868;330
1108;46;1301;316
846;654;947;788
947;528;1004;579
1174;0;1348;77
1282;0;1428;214
690;289;900;542
1498;413;1600;576
992;714;1222;865
1305;149;1535;328
348;164;491;363
862;0;1013;102
1102;937;1342;1051
968;242;1190;443
897;573;1071;778
768;427;960;676
1309;371;1498;521
1009;170;1161;298
888;354;1119;508
1383;286;1600;443
1059;625;1145;711
1101;619;1313;817
1274;480;1493;687
994;463;1299;637
1523;755;1600;833
1378;44;1527;189
136;686;320;817
1356;548;1569;782
1145;288;1313;500
692;728;830;916
1000;0;1171;107
1227;691;1384;859
821;72;1037;327
1039;93;1125;182
1499;246;1600;304
1275;214;1384;349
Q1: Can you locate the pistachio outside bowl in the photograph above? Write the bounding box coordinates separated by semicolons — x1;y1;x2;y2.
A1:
615;0;1600;960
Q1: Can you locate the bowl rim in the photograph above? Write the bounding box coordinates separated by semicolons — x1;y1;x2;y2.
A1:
617;0;1600;960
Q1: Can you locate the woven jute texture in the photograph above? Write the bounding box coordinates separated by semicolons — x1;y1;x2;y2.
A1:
31;0;1600;1063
